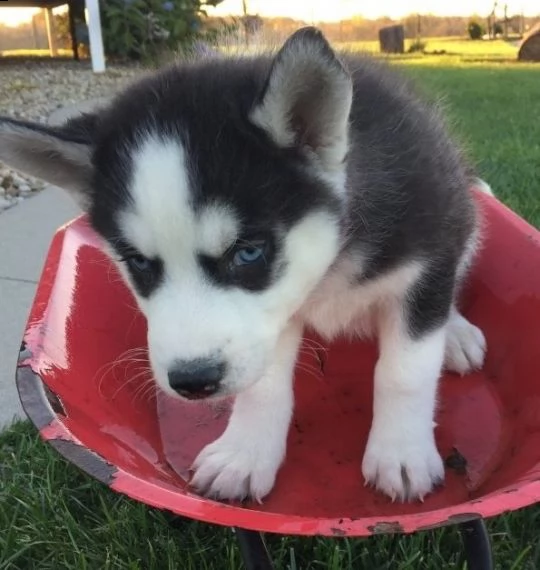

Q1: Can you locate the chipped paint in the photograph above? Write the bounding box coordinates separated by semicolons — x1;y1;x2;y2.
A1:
43;384;66;416
18;340;33;365
19;349;33;362
330;527;346;536
16;366;55;430
368;521;404;534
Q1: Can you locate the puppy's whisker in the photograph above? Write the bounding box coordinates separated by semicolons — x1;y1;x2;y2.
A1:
95;346;150;397
295;363;324;382
301;338;328;353
131;376;156;403
111;369;153;401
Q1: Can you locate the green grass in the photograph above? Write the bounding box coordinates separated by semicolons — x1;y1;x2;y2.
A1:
396;61;540;227
338;35;520;60
2;421;540;569
1;53;540;569
214;35;520;65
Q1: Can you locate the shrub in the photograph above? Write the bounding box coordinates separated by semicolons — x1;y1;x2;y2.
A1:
101;0;223;61
468;20;484;40
408;38;427;53
493;22;504;36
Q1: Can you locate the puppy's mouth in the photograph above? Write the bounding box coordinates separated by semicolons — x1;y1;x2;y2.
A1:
169;383;235;402
176;386;220;401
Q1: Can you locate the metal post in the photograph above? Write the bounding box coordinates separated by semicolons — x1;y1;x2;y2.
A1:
459;519;494;570
85;0;106;72
234;528;274;570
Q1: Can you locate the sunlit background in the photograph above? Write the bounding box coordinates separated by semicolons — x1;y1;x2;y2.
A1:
0;8;50;27
210;0;539;21
0;1;539;28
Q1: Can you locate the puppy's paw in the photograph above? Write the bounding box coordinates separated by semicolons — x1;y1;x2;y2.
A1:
445;312;486;375
361;427;444;502
190;429;285;503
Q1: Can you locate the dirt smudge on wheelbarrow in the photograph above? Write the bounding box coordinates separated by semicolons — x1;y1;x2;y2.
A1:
445;447;468;475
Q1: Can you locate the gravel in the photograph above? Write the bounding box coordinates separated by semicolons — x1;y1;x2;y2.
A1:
0;59;143;213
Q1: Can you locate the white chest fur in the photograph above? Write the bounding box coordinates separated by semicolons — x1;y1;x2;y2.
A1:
299;255;424;340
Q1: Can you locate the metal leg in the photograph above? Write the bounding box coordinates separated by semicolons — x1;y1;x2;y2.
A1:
234;528;274;570
459;519;494;570
167;514;494;569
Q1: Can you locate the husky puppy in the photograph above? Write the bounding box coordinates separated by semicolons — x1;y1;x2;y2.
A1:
0;27;488;503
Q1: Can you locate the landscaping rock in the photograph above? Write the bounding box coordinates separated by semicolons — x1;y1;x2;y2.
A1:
0;59;142;213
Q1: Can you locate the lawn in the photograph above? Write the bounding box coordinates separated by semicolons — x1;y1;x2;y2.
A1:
338;35;520;60
1;51;540;569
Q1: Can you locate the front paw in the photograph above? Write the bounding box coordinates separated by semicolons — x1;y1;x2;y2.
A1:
361;427;444;502
444;312;486;375
190;429;285;503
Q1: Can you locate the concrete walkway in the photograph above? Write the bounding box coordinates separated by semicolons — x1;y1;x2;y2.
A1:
0;186;81;429
0;100;105;430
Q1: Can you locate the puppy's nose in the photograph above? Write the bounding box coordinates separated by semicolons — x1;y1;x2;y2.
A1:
167;359;224;399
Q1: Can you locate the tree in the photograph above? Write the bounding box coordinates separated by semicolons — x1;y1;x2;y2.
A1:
239;0;262;45
468;20;484;40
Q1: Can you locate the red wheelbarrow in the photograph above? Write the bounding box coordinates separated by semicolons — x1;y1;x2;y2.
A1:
16;190;540;569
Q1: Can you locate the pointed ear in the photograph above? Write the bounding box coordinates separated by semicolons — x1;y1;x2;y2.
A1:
250;27;352;172
0;115;95;209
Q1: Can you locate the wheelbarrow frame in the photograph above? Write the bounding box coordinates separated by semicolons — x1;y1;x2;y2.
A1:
16;188;540;568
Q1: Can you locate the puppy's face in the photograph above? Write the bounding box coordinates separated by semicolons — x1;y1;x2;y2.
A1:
100;133;341;400
0;28;352;400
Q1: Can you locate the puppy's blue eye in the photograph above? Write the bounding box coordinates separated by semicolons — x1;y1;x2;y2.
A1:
233;246;264;266
126;255;151;272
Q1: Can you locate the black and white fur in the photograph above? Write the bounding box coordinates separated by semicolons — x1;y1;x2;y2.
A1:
0;28;489;503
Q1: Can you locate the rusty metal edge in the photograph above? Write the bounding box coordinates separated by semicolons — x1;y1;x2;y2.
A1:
16;363;55;431
15;359;117;486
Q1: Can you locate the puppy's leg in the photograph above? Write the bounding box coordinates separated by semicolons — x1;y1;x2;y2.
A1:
190;321;303;503
362;265;452;502
445;219;487;375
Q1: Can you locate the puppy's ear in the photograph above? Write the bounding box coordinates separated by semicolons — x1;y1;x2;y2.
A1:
250;27;352;172
0;114;96;209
